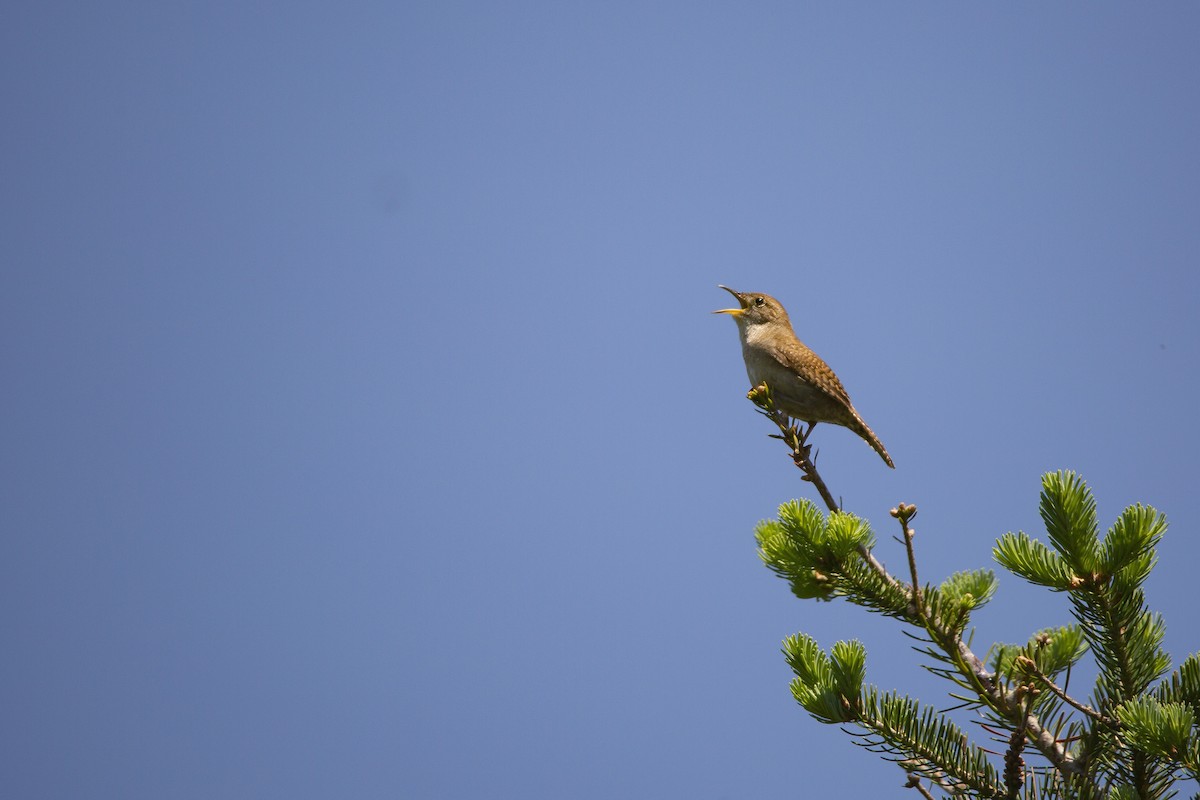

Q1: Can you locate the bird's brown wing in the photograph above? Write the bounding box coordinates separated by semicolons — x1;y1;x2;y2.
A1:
766;335;854;407
772;335;895;466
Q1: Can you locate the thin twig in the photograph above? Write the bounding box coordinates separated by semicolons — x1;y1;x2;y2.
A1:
894;503;924;621
790;424;840;513
1016;656;1114;726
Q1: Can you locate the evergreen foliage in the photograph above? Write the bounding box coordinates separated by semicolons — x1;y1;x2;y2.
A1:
753;468;1198;799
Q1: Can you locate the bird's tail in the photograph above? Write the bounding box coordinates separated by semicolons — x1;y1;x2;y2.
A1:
848;411;894;468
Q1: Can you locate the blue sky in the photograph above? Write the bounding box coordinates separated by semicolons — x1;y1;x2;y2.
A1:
3;3;1199;798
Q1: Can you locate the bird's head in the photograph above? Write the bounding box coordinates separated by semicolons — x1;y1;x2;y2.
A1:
713;285;791;328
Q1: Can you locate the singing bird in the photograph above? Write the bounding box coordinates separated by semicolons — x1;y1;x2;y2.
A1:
714;285;894;467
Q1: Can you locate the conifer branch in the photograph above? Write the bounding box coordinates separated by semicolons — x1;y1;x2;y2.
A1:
888;506;1079;777
744;401;1192;799
1015;655;1113;726
759;499;1080;776
748;386;908;600
746;404;1166;793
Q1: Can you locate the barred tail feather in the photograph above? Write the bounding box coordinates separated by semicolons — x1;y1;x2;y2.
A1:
848;411;894;468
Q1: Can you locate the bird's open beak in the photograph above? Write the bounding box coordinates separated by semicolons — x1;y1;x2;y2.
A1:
713;285;747;316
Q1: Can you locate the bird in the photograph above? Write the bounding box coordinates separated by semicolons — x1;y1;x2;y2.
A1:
714;285;894;468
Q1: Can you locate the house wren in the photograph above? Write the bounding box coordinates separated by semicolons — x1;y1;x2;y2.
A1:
714;285;894;468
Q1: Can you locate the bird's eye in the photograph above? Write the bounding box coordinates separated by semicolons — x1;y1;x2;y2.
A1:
754;296;765;306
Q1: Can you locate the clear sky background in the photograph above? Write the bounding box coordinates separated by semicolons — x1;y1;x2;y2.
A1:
3;3;1199;798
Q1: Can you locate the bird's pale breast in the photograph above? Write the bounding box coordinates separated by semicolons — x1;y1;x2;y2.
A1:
740;335;848;425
